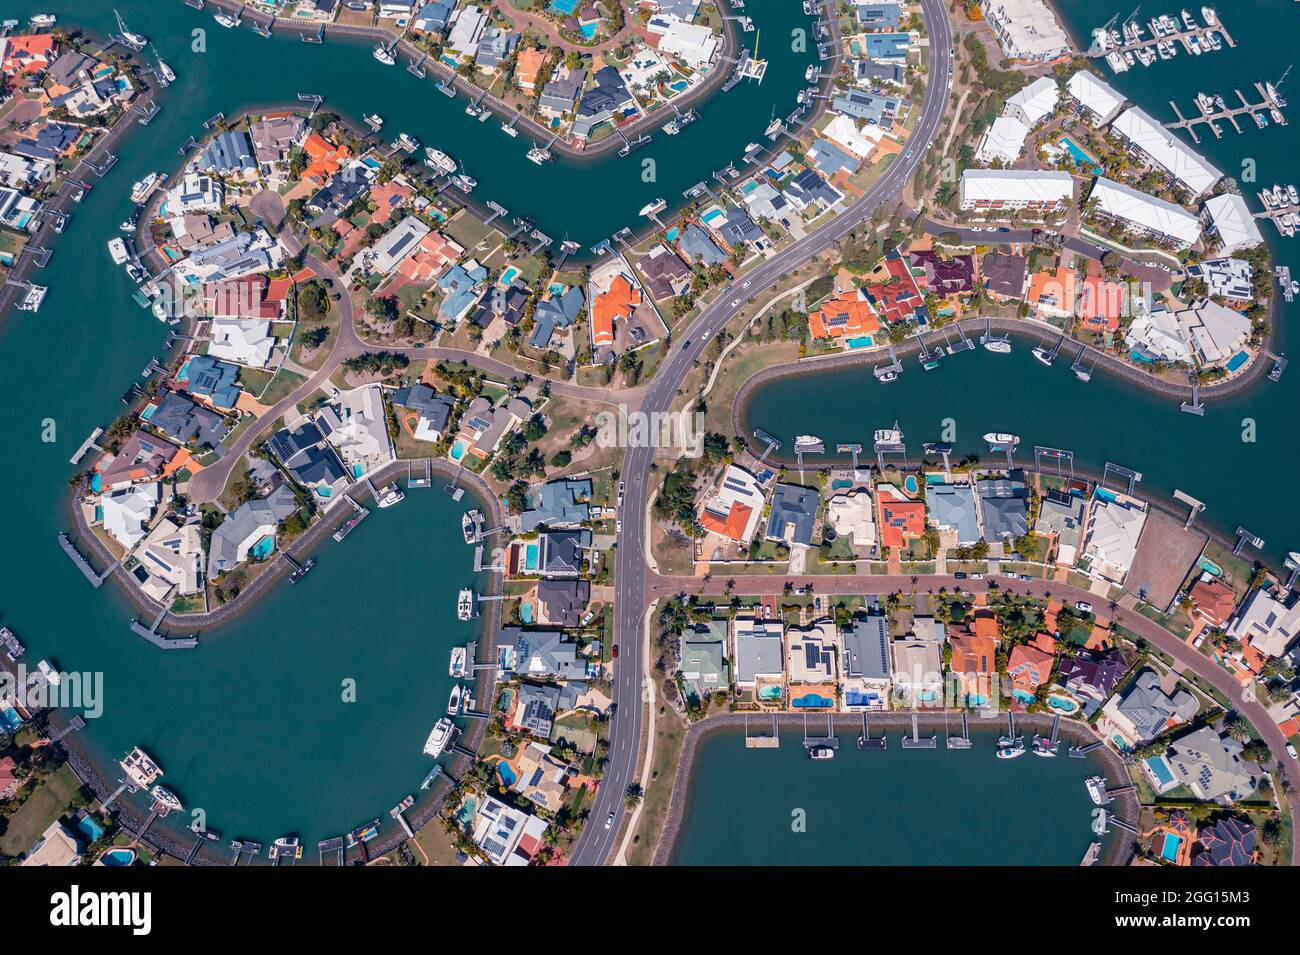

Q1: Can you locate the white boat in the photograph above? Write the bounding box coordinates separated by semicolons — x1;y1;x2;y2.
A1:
451;173;477;192
30;14;57;28
764;117;783;137
1290;185;1299;205
120;747;163;789
457;588;475;622
1268;83;1287;108
1187;36;1202;55
878;371;898;383
804;64;819;82
983;432;1020;446
527;145;552;165
501;121;519;137
423;147;457;175
447;684;463;716
983;339;1012;354
808;746;835;760
364;113;384;129
1181;9;1196;30
1201;6;1217;26
996;741;1026;759
269;836;302;860
461;510;481;544
1085;775;1107;805
16;285;47;312
1032;345;1054;365
423;718;456;757
1105;51;1129;73
150;785;183;814
113;9;148;50
108;238;129;265
373;44;397;65
37;659;60;686
153;47;175;83
130;171;163;204
1091;809;1109;835
1195;92;1214;113
394;132;419;152
376;484;405;508
214;12;239;28
873;427;903;444
794;434;823;449
1205;31;1221;51
448;646;467;679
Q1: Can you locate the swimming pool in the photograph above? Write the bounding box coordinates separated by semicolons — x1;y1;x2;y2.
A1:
1225;350;1250;372
520;603;534;625
456;795;477;828
757;685;782;701
1058;136;1103;175
449;439;469;461
1012;689;1036;704
791;692;835;708
98;847;136;866
497;760;518;786
1197;556;1224;577
846;335;875;348
665;227;681;243
78;815;106;843
579;23;598;39
0;704;24;732
1145;755;1176;787
1094;487;1117;503
500;266;520;285
1159;832;1182;863
250;534;276;560
701;207;725;225
524;542;540;571
902;475;919;495
1046;695;1078;713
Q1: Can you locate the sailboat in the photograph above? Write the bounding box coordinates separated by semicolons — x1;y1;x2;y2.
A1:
113;9;148;51
152;47;175;85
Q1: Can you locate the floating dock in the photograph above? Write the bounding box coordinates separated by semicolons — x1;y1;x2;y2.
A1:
1166;82;1287;143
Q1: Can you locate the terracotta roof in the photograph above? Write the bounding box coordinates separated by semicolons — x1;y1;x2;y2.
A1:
592;274;640;346
1188;576;1236;626
699;502;753;541
878;498;925;549
809;291;881;340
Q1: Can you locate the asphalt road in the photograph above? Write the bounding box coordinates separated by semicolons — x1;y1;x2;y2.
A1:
567;0;954;866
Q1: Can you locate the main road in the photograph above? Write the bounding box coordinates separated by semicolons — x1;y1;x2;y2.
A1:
568;0;954;865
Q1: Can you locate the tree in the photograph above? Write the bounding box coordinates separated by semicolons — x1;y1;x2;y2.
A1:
623;783;644;808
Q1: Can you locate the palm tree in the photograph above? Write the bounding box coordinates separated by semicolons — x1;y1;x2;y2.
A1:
624;783;644;808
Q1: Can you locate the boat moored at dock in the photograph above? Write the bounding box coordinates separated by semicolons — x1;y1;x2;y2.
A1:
423;717;458;757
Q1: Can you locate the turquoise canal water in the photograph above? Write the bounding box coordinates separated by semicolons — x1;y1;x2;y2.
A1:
670;729;1109;865
0;0;807;850
744;0;1300;565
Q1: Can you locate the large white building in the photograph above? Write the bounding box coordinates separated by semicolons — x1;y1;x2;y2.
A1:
981;0;1072;63
1227;587;1300;659
1082;494;1147;584
1005;75;1059;126
1109;107;1222;196
1088;176;1202;248
975;115;1030;165
651;17;719;68
960;168;1074;211
1125;302;1193;364
976;76;1059;165
101;482;160;550
1065;70;1125;126
1175;299;1252;367
1202;193;1264;255
208;319;276;368
318;384;395;476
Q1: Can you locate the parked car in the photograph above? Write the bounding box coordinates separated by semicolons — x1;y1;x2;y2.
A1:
1075;601;1094;614
954;572;968;579
612;644;619;659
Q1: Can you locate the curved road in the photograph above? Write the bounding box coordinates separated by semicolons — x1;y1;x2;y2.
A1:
567;0;954;866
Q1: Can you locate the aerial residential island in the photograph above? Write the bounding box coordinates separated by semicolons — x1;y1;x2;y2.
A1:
0;0;1296;915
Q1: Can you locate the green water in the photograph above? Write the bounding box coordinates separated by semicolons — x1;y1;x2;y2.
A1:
671;729;1108;865
745;0;1300;565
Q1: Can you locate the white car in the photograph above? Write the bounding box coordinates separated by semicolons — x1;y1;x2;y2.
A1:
605;811;615;830
616;520;623;533
742;280;751;289
968;573;983;580
1289;744;1298;760
1075;601;1094;614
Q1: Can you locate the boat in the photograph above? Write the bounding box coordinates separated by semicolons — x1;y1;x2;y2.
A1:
108;239;129;265
113;9;148;50
807;746;835;760
423;717;456;757
1187;35;1201;55
269;836;302;860
805;64;819;82
527;145;552;164
130;172;163;204
448;646;467;678
394;132;419;152
16;285;47;312
364;113;384;129
764;116;783;137
1032;345;1055;365
30;14;56;28
126;263;148;284
873;426;903;445
153;47;175;84
638;199;667;218
1290;185;1299;205
793;434;823;450
1081;842;1102;866
1201;6;1217;26
1205;31;1221;51
214;11;239;28
376;484;405;508
423;147;457;175
1032;737;1058;757
345;819;380;847
878;371;898;383
1268;82;1288;109
663;117;681;135
451;173;477;192
457;588;476;622
996;740;1026;759
36;659;60;686
1181;9;1196;30
120;747;163;789
461;510;481;544
373;44;396;65
501;121;519;137
390;795;415;817
150;785;183;814
983;432;1020;446
983;339;1012;354
802;0;813;13
447;684;463;716
1091;809;1109;835
1195;92;1214;113
1085;775;1107;805
119;219;135;233
1105;51;1129;73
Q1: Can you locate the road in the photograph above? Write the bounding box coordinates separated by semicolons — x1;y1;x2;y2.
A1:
566;0;954;866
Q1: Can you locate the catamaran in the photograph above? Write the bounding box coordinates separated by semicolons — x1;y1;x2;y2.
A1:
448;646;467;678
30;14;57;28
873;426;903;444
423;717;456;757
108;238;129;265
120;747;164;789
457;588;476;621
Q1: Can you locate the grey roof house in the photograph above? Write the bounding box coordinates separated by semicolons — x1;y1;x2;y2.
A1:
538;528;591;576
207;483;298;577
1109;669;1198;743
197;130;257;176
149;392;229;449
1166;727;1260;803
536;579;591;627
977;479;1029;542
500;627;587;680
529;285;584;349
390;383;455;441
765;483;819;547
520;478;592;531
680;620;728;701
928;482;981;545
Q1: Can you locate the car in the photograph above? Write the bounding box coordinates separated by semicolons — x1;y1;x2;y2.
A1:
954;572;968;580
997;227;1010;233
730;299;741;307
612;644;619;659
927;139;934;149
618;481;626;503
605;811;615;830
681;339;691;349
1289;744;1299;760
904;150;913;159
968;573;983;580
742;280;751;289
1075;601;1094;614
615;519;623;533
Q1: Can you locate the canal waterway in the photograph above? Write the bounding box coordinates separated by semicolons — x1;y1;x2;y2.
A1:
670;728;1111;865
743;0;1300;565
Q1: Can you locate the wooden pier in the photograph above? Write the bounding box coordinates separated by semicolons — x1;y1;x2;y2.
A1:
1166;82;1286;144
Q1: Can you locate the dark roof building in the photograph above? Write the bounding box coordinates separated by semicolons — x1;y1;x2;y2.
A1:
529;285;585;349
981;252;1029;300
1192;816;1257;866
1057;646;1129;700
765;483;819;547
197;130;257;175
149;392;230;448
638;245;692;300
537;579;591;627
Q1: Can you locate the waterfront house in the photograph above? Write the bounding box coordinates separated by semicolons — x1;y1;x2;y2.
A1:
519;478;591;531
1192;816;1257;867
0;33;57;90
679;620;729;703
514;47;548;91
892;617;945;706
1165;726;1259;804
697;464;766;546
1064;70;1125;127
732;615;785;694
716;206;764;250
207;483;299;578
981;252;1028;302
20;821;80;868
590;272;641;349
786;619;839;684
316;385;395;477
841;609;892;711
529;285;585;350
208;320;277;368
538;67;586;117
741;181;792;223
863;249;927;323
1108;107;1222;197
446;4;489;59
947;623;998;707
266;420;349;502
677;223;728;267
173;230;285;286
825;488;877;552
1082;493;1147;585
204;276;286;321
470;794;549;866
927;481;981;547
573;66;636;140
101;482;159;551
97;431;187;492
250;114;306;181
637;244;692;301
391;383;455;442
1100;669;1197;747
856;3;902;29
853;57;905;88
537;528;592;577
808;289;881;342
1226;587;1300;660
0;187;41;233
10;120;81;163
535;579;591;628
1185;258;1253;304
1056;646;1128;702
475;27;520;72
183;355;242;410
135;518;205;601
1006;637;1055;702
1201;195;1264;257
863;32;911;62
510;741;571;813
163;173;225;216
765;483;819;548
977;478;1029;543
808;138;860;178
1034;489;1086;565
1186;574;1237;629
499;627;587;681
0;150;52;189
653;17;719;69
352;215;432;279
196;130;258;179
306;159;374;220
877;489;926;552
412;0;456;34
147;391;230;450
1173;299;1251;369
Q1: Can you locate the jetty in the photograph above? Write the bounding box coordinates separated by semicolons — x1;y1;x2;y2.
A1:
318;836;345;866
900;711;937;749
945;709;972;749
58;533;116;587
1166;81;1287;143
129;605;198;649
801;714;839;754
856;711;886;749
743;712;780;748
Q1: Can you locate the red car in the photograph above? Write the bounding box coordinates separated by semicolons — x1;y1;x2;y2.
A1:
611;645;619;659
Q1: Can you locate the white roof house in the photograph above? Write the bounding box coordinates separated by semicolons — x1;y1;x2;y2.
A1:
164;172;224;214
208;319;276;368
1188;257;1253;302
102;481;160;550
1065;70;1126;125
732;615;785;687
318;384;394;476
826;488;877;549
471;794;549;866
654;17;719;68
1089;177;1202;248
446;4;488;57
982;0;1071;62
1110;107;1222;196
959;168;1074;209
358;215;432;277
1082;495;1147;584
136;518;205;600
1125;303;1192;364
1227;587;1300;659
974;115;1030;165
1175;299;1252;367
1202;193;1264;255
1004;75;1059;126
821;114;883;161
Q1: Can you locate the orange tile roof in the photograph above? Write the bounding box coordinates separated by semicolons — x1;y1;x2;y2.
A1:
515;48;548;89
809;291;881;340
878;499;925;549
699;502;753;542
1008;642;1054;692
301;131;351;185
949;631;997;676
970;611;1000;642
1078;273;1125;331
1;34;56;82
1027;266;1075;317
592;274;640;346
1188;576;1236;627
395;230;465;285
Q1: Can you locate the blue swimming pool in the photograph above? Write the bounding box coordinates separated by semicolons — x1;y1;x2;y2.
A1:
791;693;835;708
99;847;136;866
902;475;919;495
549;0;578;13
846;335;875;348
579;23;598;39
250;534;276;560
1012;689;1036;704
1145;755;1176;787
1225;350;1250;372
0;704;23;732
1047;695;1078;713
449;439;469;461
520;603;534;625
497;761;518;786
78;815;105;843
1059;136;1103;175
757;685;782;701
1159;832;1182;863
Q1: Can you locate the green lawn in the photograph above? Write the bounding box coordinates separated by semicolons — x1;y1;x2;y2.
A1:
0;763;82;857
